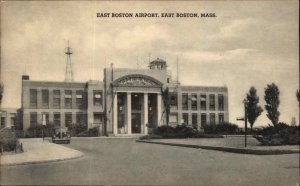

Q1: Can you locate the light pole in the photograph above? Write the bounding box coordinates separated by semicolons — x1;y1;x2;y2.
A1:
243;99;249;148
42;114;46;141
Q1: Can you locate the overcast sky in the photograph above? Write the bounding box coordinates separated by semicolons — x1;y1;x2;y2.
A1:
1;1;299;127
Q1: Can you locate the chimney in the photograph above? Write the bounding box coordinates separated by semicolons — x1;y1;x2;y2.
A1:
22;75;29;80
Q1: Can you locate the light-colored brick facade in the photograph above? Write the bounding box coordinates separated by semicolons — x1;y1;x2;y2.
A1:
21;58;228;136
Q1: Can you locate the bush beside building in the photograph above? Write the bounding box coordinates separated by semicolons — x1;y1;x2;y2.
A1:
0;128;19;152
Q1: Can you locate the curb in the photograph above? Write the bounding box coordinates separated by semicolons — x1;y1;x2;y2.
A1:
136;140;300;155
71;136;140;139
1;153;84;167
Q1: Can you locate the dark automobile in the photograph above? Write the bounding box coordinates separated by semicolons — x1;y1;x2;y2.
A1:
52;127;71;144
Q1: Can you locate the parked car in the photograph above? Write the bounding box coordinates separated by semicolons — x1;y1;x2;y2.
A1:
52;127;71;144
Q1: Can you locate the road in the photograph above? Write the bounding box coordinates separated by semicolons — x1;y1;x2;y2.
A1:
1;138;299;185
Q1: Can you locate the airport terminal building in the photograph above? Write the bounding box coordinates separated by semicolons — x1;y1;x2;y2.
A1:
21;58;229;136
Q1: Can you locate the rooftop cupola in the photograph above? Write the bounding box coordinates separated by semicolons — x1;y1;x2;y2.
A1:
149;58;167;70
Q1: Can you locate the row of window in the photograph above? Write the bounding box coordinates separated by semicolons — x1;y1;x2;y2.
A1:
170;93;225;111
169;113;225;126
29;112;104;127
29;89;103;109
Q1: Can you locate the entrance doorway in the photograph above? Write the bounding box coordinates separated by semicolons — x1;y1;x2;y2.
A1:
131;113;141;133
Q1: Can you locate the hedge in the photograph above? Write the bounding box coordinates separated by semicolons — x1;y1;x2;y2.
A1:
0;128;18;152
153;125;223;139
254;123;300;145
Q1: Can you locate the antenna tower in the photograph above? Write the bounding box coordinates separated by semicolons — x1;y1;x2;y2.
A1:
64;41;74;82
177;56;179;84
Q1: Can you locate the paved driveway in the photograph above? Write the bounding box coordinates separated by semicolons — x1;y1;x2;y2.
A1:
1;138;299;185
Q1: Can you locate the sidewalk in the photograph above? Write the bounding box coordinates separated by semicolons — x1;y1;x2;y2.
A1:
1;138;83;166
137;137;300;155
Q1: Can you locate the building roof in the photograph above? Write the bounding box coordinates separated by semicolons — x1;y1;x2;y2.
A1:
22;80;87;88
150;58;166;64
180;85;228;92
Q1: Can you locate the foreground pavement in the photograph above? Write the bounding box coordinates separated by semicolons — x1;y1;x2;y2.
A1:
1;138;299;185
0;138;83;166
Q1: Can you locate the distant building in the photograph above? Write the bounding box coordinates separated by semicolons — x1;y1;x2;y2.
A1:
0;108;18;129
21;58;228;136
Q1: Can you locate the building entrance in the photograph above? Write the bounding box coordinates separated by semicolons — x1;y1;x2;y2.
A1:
113;92;162;135
131;113;141;133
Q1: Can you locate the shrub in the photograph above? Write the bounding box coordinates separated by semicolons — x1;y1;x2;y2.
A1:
67;124;87;137
0;128;18;152
139;134;163;140
204;122;238;135
72;127;99;137
154;125;175;135
77;131;88;137
154;125;197;138
190;133;224;138
254;123;300;145
26;124;54;138
15;130;25;138
153;125;223;139
88;127;99;137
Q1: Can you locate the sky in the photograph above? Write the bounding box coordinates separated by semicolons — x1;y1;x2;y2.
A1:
1;1;299;127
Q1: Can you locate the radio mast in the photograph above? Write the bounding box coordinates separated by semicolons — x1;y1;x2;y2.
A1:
64;41;74;82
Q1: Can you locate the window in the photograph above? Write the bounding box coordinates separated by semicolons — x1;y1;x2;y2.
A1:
1;117;6;128
209;94;215;110
65;113;72;127
42;112;49;125
76;112;87;126
30;89;37;108
10;117;16;127
132;94;142;110
93;91;103;106
53;90;61;108
182;94;188;110
210;113;215;125
192;113;198;129
191;94;197;110
53;113;61;127
201;114;207;126
200;94;206;110
94;113;103;123
182;113;188;125
219;113;224;124
65;90;72;109
170;93;178;107
41;89;49;108
218;94;224;111
76;90;83;109
30;112;37;127
169;114;178;126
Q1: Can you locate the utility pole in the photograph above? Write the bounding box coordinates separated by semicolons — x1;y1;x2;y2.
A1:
243;99;248;147
111;63;114;135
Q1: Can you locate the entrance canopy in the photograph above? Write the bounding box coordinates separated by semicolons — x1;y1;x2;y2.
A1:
112;74;163;88
111;74;163;135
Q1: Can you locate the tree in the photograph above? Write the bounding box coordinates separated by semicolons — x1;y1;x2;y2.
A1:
264;83;280;127
296;89;300;105
246;87;263;131
161;87;170;126
0;83;3;105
